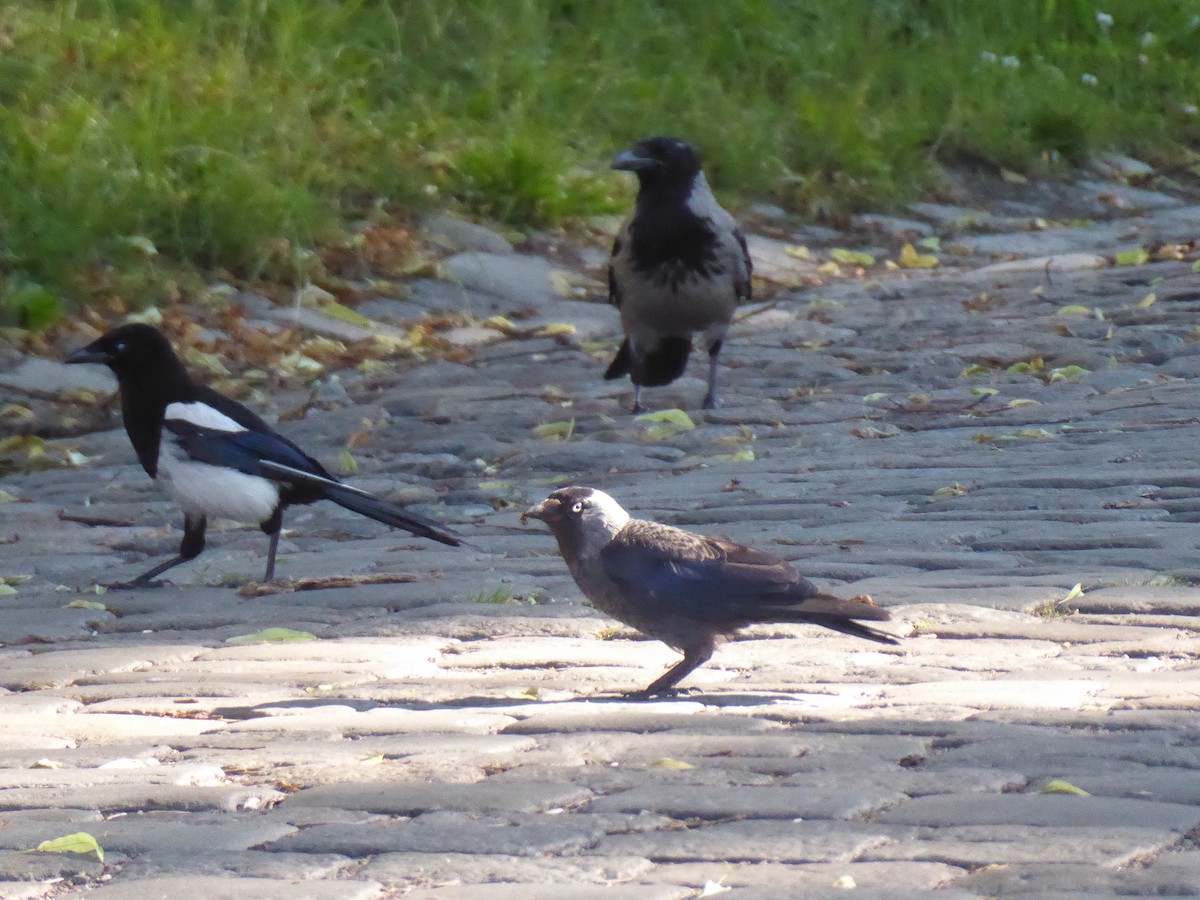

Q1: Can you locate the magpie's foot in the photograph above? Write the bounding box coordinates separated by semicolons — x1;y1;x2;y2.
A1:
701;393;722;410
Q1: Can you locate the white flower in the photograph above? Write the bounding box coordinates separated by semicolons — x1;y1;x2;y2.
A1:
1081;73;1098;86
1183;103;1198;115
1096;11;1113;29
1141;31;1157;46
980;51;998;63
1001;55;1020;68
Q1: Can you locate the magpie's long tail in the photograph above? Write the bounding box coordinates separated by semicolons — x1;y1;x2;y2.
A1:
324;485;462;546
260;461;461;547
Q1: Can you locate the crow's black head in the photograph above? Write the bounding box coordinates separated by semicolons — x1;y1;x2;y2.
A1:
612;136;701;187
65;323;185;382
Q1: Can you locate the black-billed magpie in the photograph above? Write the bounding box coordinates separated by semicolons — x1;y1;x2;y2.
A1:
65;323;461;588
523;487;897;698
605;136;752;413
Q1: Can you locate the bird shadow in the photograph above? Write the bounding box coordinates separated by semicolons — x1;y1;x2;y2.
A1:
212;688;814;720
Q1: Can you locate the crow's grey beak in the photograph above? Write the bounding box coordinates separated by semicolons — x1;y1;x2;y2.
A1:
64;345;110;366
521;498;560;525
611;150;656;173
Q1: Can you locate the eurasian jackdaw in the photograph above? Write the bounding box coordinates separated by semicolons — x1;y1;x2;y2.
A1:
604;136;751;412
523;486;897;697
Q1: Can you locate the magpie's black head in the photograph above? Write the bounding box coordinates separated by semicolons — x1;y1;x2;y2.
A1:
65;323;182;380
612;136;701;187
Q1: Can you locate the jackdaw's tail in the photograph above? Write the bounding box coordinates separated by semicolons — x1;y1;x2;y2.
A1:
771;593;899;645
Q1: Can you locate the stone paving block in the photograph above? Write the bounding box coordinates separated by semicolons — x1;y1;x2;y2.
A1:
499;706;785;735
79;876;384;900
0;811;295;857
215;706;517;736
398;886;690;900
641;860;965;895
284;780;592;815
111;850;354;882
360;852;654;887
864;824;1179;868
587;783;907;821
879;679;1104;712
441;635;680;670
598;819;903;864
436;252;559;305
261;810;607;857
0;356;117;397
875;792;1200;830
956;858;1200;897
0;783;283;815
0;712;212;745
0;608;115;646
0;847;107;883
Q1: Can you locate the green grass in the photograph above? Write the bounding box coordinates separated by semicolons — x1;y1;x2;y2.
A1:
468;586;541;605
2;1;1199;322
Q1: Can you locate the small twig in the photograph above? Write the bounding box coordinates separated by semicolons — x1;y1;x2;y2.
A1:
237;570;440;597
733;299;785;324
58;510;136;528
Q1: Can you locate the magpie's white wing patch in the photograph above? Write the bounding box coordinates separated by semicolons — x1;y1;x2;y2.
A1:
165;401;246;433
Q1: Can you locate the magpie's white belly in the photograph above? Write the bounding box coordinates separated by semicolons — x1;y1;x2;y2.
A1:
156;441;280;524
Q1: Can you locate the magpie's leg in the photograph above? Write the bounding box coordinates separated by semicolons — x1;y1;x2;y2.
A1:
260;507;284;583
626;641;714;700
701;339;723;410
109;514;206;589
631;384;644;415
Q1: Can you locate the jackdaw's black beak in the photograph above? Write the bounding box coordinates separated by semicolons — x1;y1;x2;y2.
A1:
611;150;658;173
521;498;561;525
64;343;110;366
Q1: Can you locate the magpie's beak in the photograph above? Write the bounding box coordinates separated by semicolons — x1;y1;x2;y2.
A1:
611;150;658;173
64;343;110;366
521;498;561;525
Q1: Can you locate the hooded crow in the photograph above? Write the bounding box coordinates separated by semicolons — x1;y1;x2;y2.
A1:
523;486;897;697
65;323;461;587
605;136;751;412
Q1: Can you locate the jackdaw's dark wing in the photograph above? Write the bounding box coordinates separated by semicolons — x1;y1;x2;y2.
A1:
598;520;805;624
599;519;892;636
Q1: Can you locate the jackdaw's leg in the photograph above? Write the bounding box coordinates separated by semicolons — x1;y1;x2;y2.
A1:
628;640;715;699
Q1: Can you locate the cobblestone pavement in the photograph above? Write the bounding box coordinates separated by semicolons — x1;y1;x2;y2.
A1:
3;173;1200;898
